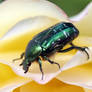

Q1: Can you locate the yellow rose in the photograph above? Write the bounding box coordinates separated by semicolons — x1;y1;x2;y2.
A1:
0;0;92;92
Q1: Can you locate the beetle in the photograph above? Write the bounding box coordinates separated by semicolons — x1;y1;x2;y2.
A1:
13;22;89;80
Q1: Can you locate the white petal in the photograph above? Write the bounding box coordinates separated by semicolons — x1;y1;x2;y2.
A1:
1;90;12;92
70;2;92;22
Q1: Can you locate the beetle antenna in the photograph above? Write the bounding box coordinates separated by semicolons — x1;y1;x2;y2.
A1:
13;52;25;62
19;59;25;66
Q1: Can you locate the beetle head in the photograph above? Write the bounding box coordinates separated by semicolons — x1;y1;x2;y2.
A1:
20;59;31;73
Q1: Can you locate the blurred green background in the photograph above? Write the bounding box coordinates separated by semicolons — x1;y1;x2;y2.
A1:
0;0;4;3
0;0;92;17
48;0;92;17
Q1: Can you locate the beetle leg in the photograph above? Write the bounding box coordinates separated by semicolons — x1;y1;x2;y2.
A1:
43;56;60;69
13;52;25;62
70;43;89;59
58;47;75;53
37;57;44;80
59;43;89;59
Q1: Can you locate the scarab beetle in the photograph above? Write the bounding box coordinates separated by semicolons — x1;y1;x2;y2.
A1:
13;22;89;80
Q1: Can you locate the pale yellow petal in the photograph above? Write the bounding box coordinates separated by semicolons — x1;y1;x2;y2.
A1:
61;36;92;70
56;5;92;88
0;36;91;84
0;16;91;84
56;36;92;89
0;16;61;52
0;63;31;92
74;2;92;36
0;0;92;86
61;47;91;71
0;0;67;37
56;62;92;89
0;17;64;84
84;88;92;92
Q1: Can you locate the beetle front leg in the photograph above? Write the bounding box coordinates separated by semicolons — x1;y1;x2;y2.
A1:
37;57;44;80
13;52;25;62
43;56;60;69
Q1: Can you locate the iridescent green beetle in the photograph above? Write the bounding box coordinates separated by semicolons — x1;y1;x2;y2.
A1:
13;22;89;80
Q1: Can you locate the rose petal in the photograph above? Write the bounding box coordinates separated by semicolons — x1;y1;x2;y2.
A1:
0;0;92;85
56;36;92;89
70;2;92;22
61;47;92;71
0;16;92;84
0;37;91;84
16;78;84;92
56;47;92;89
57;36;92;71
0;16;91;84
74;4;92;37
83;88;92;92
0;16;67;84
0;78;31;92
0;51;73;84
0;63;31;92
56;61;92;89
0;0;67;37
0;16;61;52
0;16;60;41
